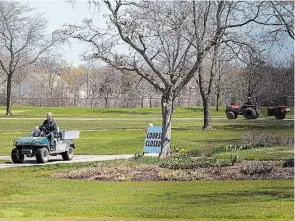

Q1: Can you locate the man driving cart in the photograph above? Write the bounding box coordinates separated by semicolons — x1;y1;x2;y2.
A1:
39;112;58;151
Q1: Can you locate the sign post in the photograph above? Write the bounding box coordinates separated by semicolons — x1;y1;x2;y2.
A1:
143;126;162;155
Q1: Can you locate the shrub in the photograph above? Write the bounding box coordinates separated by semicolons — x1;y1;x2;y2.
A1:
240;161;273;175
240;131;294;148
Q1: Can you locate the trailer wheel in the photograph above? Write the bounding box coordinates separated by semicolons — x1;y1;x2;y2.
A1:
275;113;285;120
243;107;256;119
62;145;74;161
36;147;49;163
11;148;24;163
226;111;235;119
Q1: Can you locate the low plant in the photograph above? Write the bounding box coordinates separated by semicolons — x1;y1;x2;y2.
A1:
186;145;226;157
240;131;294;148
170;145;186;154
159;155;238;170
240;161;274;175
216;155;240;166
159;156;215;169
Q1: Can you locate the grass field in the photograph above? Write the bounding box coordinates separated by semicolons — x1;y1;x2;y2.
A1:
0;105;293;119
0;163;293;221
0;106;293;220
0;106;293;156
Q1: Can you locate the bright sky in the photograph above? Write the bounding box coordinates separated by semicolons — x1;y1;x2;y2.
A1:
25;0;105;67
22;1;294;67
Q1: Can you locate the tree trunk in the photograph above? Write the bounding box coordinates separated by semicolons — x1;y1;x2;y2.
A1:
160;93;174;158
6;76;12;116
202;96;212;130
140;96;144;108
49;74;53;97
198;67;213;130
216;90;220;111
104;96;109;108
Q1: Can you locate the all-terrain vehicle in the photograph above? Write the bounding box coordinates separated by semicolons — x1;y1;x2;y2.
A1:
11;126;79;164
225;97;260;120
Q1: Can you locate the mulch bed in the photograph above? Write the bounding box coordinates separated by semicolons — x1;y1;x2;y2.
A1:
51;161;294;181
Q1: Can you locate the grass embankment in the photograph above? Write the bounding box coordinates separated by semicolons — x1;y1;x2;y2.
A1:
0;106;293;220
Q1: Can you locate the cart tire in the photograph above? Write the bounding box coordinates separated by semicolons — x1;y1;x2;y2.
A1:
36;147;49;163
62;145;74;161
11;148;24;163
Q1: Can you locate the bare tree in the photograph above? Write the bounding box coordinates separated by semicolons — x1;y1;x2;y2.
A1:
97;67;120;108
258;55;294;106
255;1;294;40
35;56;67;97
0;1;62;115
61;66;88;99
64;1;269;157
211;46;236;111
239;51;268;99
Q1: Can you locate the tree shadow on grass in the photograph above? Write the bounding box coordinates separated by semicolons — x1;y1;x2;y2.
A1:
214;124;266;130
193;139;240;143
183;107;204;112
173;124;286;131
94;109;158;115
159;187;294;205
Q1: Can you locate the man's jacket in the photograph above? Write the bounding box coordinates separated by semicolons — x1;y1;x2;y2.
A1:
40;119;58;135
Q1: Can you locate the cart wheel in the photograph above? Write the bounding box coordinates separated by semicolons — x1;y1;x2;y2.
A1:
36;147;49;163
11;148;24;163
62;145;74;161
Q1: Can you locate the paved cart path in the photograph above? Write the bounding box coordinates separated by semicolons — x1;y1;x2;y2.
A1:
0;117;293;121
0;154;158;169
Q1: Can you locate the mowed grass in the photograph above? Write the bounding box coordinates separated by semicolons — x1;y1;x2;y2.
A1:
0;105;293;118
217;145;294;160
0;164;293;221
0;117;293;156
0;106;293;220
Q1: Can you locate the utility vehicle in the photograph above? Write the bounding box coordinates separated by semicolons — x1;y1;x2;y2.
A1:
11;126;79;163
225;97;260;120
